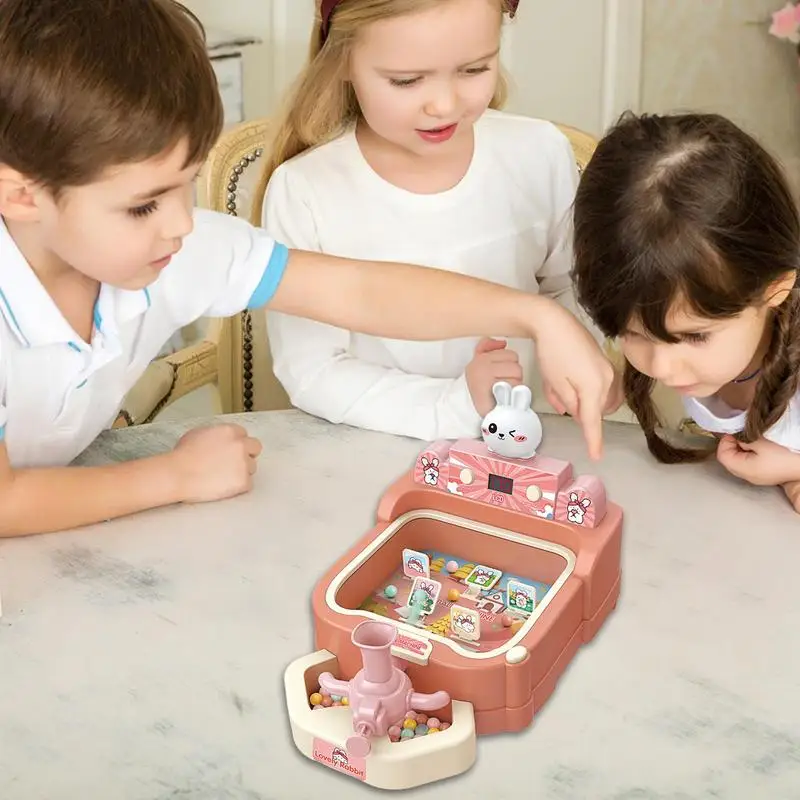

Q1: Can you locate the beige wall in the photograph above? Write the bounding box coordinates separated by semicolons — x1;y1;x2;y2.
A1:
640;0;800;195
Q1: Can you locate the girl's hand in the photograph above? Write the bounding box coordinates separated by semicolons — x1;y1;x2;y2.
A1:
533;305;615;460
543;368;624;416
465;337;523;417
715;434;800;486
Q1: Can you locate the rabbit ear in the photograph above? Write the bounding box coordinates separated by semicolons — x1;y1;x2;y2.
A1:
492;381;512;406
511;385;532;411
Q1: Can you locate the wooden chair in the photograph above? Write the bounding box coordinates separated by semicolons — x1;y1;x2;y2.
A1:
203;117;688;430
114;304;224;427
195;119;290;414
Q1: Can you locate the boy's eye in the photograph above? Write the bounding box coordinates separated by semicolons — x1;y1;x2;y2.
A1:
128;200;159;218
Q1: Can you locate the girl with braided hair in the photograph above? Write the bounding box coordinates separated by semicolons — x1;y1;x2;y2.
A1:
572;111;800;511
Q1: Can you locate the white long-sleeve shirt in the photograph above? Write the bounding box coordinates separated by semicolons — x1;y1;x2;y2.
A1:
262;109;597;441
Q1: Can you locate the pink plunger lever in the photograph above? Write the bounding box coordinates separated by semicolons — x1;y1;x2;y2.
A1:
318;620;450;757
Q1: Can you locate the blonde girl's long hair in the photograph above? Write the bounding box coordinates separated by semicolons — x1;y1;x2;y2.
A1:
261;0;516;186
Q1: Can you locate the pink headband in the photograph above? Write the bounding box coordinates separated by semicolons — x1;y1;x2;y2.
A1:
320;0;520;43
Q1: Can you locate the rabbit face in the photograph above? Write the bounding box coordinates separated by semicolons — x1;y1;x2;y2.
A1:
481;381;543;460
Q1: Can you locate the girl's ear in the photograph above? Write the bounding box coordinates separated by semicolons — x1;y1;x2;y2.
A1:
765;271;797;308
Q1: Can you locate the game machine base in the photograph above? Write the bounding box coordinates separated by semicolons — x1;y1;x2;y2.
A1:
284;383;623;790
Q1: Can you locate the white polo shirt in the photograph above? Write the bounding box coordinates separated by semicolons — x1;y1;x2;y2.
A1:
0;209;288;468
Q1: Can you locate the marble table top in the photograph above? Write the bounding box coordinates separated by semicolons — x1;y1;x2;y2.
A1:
1;410;798;800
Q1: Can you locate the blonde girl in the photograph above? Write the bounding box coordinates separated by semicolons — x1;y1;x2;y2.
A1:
260;0;609;442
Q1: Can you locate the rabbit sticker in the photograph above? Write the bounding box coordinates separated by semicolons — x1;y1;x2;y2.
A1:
473;568;493;586
566;492;591;525
450;605;480;641
481;381;543;460
420;456;439;486
453;613;475;635
514;590;530;609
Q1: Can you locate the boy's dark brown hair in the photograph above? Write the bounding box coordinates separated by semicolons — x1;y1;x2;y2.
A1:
0;0;223;193
572;111;800;463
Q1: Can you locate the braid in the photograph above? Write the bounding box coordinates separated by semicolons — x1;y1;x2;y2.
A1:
743;290;800;442
623;361;714;464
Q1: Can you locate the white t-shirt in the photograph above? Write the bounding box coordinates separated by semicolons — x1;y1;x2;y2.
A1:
0;209;288;468
683;393;800;452
262;109;599;442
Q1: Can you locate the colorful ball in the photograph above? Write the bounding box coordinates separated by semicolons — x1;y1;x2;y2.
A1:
402;718;417;730
341;697;349;706
446;560;459;573
388;725;402;740
447;588;460;602
400;728;415;739
415;724;429;736
427;717;441;729
309;692;322;706
384;584;398;599
416;714;428;725
405;710;417;720
441;722;451;730
501;614;514;627
428;727;440;734
321;696;333;707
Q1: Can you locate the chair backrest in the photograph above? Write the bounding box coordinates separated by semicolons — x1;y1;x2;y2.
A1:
197;118;275;227
553;122;598;173
196;118;290;413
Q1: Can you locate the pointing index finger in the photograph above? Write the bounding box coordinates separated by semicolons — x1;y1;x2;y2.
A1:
577;391;604;461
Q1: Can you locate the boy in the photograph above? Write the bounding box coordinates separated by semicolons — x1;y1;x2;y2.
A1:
0;0;615;536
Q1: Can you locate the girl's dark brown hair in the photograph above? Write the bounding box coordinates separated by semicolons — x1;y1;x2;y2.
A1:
572;111;800;463
0;0;223;193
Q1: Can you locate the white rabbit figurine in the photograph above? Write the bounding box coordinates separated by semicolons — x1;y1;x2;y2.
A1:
480;381;543;460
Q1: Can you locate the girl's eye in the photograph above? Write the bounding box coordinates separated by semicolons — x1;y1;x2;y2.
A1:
464;65;491;75
128;200;158;218
389;77;420;87
683;332;710;344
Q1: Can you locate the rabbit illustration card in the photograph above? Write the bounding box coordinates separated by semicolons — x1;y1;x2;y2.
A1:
463;564;502;593
507;579;537;616
450;605;481;642
402;549;430;579
408;577;441;616
481;381;543;460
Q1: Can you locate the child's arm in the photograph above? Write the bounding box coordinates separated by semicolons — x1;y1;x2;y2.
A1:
716;433;800;513
268;315;483;440
186;210;613;458
261;174;483;441
0;424;261;537
265;248;612;457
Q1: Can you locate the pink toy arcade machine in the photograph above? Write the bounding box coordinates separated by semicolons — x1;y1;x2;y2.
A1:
284;382;623;789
